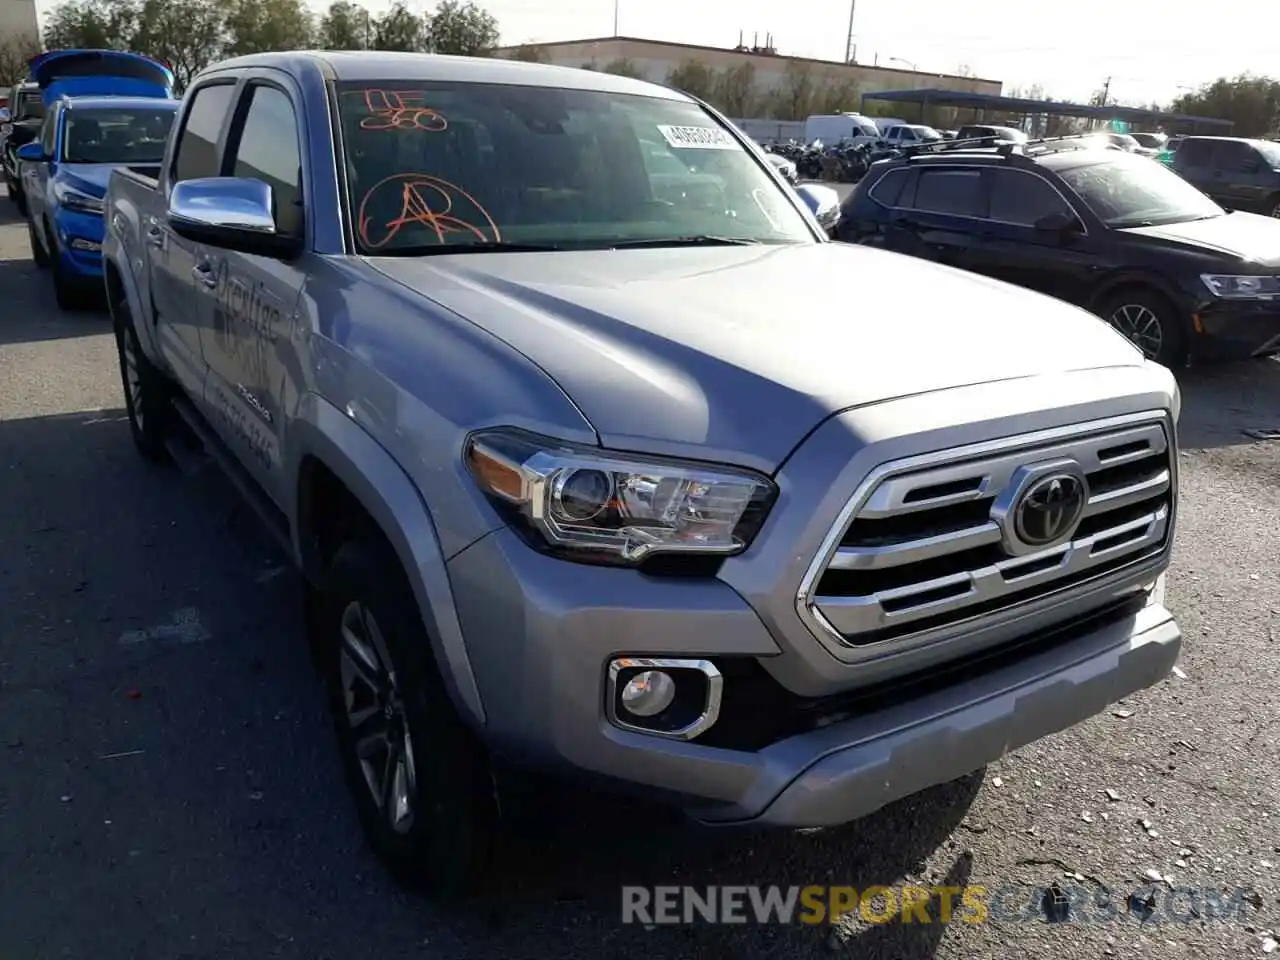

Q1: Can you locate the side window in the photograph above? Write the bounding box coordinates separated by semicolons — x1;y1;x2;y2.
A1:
1175;139;1212;166
172;82;236;183
987;170;1073;226
869;168;910;206
226;84;303;236
910;168;984;217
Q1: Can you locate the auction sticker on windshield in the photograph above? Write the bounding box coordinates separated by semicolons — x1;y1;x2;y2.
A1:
657;124;737;150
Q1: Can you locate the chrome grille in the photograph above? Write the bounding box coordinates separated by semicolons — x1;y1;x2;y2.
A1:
802;414;1174;648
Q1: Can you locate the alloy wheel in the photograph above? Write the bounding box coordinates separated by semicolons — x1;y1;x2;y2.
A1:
1109;303;1164;360
338;601;417;835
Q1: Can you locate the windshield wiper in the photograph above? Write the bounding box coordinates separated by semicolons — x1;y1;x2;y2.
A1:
606;236;762;249
372;241;563;257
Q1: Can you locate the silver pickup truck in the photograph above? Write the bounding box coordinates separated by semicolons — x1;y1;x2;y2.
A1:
103;51;1183;894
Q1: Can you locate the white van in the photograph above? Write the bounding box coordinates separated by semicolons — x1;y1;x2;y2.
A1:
803;113;881;146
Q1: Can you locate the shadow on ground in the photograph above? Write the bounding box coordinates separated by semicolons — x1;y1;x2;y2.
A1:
0;256;109;346
0;408;982;960
1176;357;1280;450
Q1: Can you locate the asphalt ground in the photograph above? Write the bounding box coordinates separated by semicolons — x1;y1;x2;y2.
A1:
0;193;1277;960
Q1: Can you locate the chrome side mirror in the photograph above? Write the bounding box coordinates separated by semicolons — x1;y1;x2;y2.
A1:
167;177;300;259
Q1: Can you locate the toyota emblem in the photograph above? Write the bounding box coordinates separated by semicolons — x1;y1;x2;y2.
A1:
1013;473;1087;547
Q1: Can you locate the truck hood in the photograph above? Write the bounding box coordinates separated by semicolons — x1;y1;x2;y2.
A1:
57;163;114;198
1121;211;1280;267
368;242;1144;469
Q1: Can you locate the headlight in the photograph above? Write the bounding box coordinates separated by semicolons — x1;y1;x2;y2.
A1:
465;428;777;564
55;185;104;214
1200;274;1280;299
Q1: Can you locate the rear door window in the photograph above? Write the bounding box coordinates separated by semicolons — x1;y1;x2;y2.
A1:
909;168;984;217
868;167;911;206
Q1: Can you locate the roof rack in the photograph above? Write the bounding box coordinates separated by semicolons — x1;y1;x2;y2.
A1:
899;131;1112;164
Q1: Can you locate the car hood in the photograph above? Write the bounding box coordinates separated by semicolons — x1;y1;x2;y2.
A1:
1122;211;1280;267
368;243;1144;470
57;163;114;198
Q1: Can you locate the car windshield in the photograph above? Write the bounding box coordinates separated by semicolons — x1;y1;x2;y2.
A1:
912;125;942;140
62;106;174;163
335;80;815;254
1057;153;1224;227
1252;140;1280;167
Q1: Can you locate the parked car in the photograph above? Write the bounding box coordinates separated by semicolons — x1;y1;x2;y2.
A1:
1090;132;1144;154
881;124;943;148
954;124;1027;145
7;50;174;217
19;95;178;307
3;81;43;214
764;150;797;182
104;51;1181;894
836;135;1280;365
1169;136;1280;216
1131;132;1168;152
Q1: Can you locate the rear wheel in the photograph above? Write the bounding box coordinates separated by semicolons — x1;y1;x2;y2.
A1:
1101;287;1188;367
320;539;497;895
112;296;172;462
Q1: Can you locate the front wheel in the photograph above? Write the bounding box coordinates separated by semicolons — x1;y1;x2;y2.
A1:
27;217;49;269
320;539;497;895
1100;288;1188;367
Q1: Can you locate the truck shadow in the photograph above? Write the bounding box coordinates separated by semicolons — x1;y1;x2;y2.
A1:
0;198;26;227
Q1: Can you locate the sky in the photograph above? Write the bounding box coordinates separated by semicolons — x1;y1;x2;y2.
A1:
31;0;1276;106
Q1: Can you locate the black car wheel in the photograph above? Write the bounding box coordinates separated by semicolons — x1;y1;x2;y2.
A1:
1102;288;1187;367
47;221;82;311
112;296;173;462
321;539;497;894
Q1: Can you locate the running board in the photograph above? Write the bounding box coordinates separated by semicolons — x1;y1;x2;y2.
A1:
169;395;294;558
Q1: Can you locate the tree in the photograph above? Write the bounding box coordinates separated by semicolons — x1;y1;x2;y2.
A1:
42;0;138;50
131;0;224;91
425;0;498;56
665;59;715;100
1173;74;1280;137
372;2;425;51
712;61;756;117
0;36;42;87
505;43;549;62
814;79;859;115
773;61;816;120
602;57;645;79
222;0;314;56
318;0;373;49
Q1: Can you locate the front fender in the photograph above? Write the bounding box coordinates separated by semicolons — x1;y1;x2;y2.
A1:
287;392;487;729
1086;268;1187;315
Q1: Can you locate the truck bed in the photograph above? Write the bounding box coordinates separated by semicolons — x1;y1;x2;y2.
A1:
118;165;160;188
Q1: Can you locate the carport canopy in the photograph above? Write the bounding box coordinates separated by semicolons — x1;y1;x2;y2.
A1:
859;88;1233;134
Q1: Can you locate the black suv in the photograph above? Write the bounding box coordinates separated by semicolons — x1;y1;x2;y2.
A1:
836;136;1280;366
3;81;42;215
1170;136;1280;217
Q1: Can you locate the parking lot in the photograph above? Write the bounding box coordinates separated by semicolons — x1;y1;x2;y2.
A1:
1;189;1278;959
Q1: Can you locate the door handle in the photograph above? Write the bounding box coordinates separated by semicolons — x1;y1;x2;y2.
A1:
191;261;218;290
145;224;164;248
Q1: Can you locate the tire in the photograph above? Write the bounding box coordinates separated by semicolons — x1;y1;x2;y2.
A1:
15;185;27;218
1100;287;1188;368
1268;194;1280;219
320;539;496;895
49;223;81;311
5;175;15;202
28;217;49;269
112;296;172;462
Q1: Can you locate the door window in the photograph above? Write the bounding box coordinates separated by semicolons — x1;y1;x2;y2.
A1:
40;106;58;156
172;82;236;182
868;168;911;206
1173;139;1212;166
986;169;1074;226
226;84;303;236
909;168;984;217
1211;140;1253;172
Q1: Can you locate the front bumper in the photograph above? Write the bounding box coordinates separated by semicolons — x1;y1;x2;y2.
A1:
1191;298;1280;361
448;524;1179;827
52;208;105;280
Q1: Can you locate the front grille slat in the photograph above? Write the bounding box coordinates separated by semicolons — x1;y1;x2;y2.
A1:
806;417;1174;648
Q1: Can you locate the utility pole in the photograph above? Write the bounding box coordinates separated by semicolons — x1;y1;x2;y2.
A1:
614;0;620;36
1100;76;1111;106
844;0;856;63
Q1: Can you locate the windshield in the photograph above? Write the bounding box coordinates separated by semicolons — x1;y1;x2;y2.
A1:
1057;153;1224;227
1252;140;1280;167
62;106;174;163
912;125;942;140
336;81;815;253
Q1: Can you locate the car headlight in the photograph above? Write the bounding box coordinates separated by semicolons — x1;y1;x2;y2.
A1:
1200;274;1280;299
465;428;777;565
55;185;104;214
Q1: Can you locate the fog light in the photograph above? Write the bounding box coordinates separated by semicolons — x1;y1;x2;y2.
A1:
69;238;101;252
621;670;676;717
606;657;723;741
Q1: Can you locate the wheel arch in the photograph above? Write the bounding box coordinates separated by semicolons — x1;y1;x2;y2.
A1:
288;393;487;730
1086;269;1184;316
